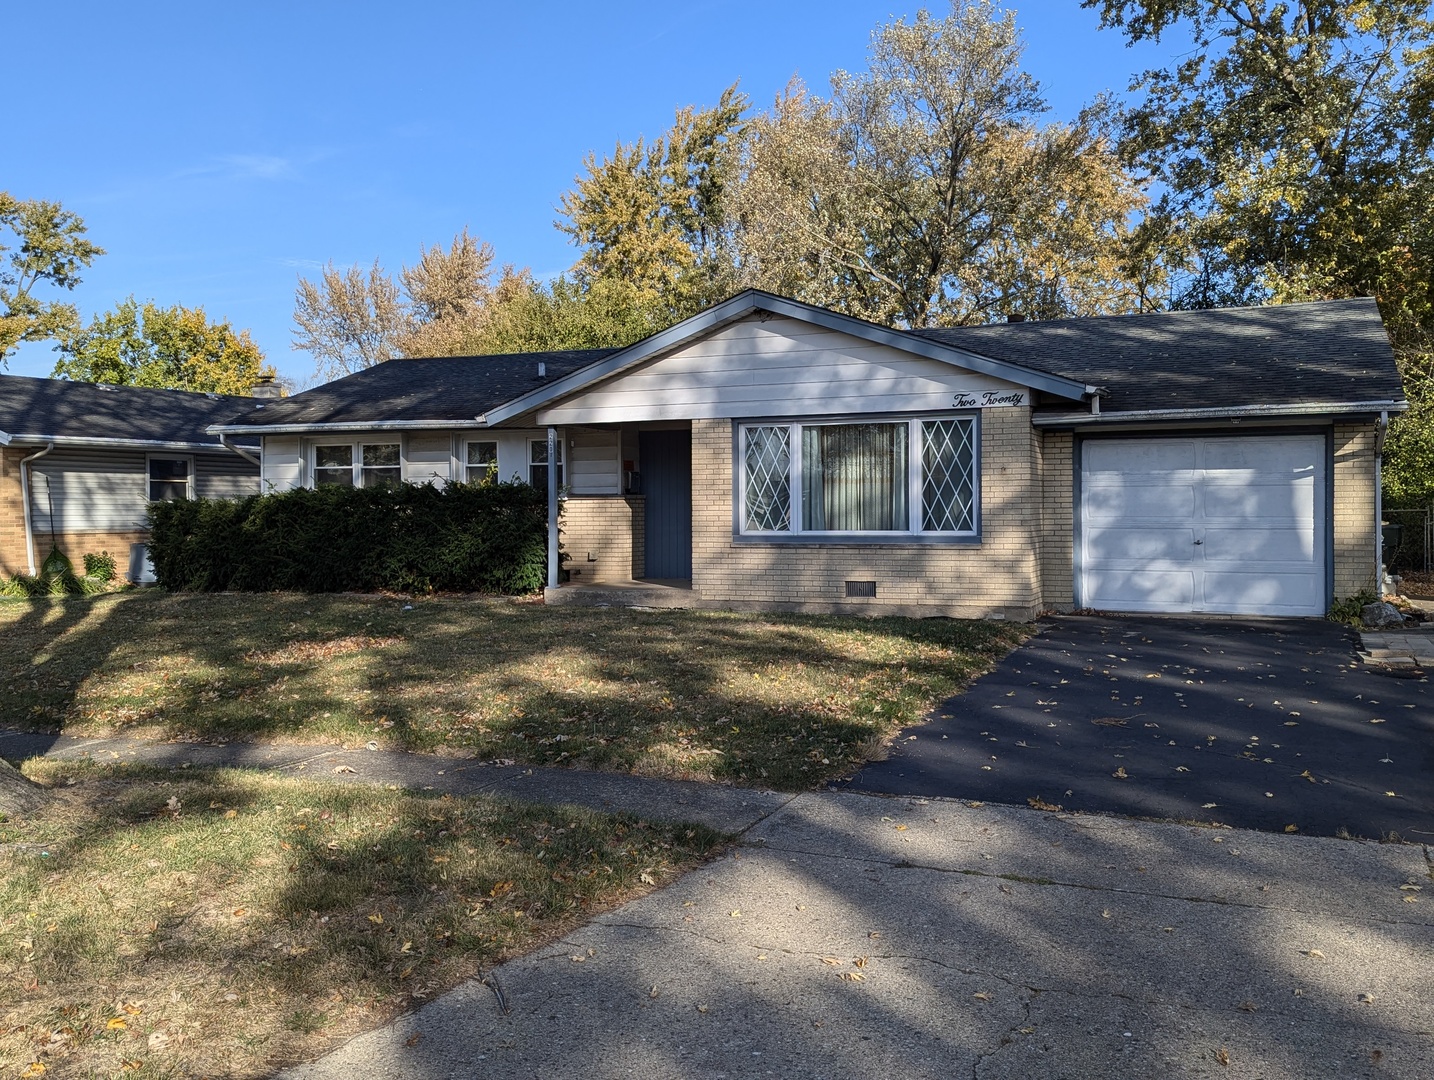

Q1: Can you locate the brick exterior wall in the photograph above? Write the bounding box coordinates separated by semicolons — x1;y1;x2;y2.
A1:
1038;430;1075;611
561;496;646;582
689;411;1043;620
0;447;29;577
1333;421;1379;598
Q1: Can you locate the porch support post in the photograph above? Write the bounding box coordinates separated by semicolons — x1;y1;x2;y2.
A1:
546;426;560;590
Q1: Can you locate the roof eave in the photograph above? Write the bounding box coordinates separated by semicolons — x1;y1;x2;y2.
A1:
1031;400;1410;427
1;434;259;450
207;418;490;436
483;291;1091;426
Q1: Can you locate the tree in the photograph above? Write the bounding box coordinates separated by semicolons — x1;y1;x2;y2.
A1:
728;1;1155;327
558;84;749;320
52;298;275;395
397;229;497;357
292;259;408;379
1084;0;1434;498
467;269;669;355
1;192;104;362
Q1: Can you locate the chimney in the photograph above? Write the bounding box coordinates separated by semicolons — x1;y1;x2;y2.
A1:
251;374;283;399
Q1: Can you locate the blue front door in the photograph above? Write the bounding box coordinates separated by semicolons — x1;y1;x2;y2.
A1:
639;429;692;580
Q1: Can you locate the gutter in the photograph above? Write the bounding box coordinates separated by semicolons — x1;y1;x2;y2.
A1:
20;442;55;576
219;435;261;467
207;419;487;435
1032;400;1410;426
3;434;259;452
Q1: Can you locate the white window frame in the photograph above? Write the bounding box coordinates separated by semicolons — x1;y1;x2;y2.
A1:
528;438;564;489
146;454;194;502
463;439;500;485
735;415;980;541
310;439;403;489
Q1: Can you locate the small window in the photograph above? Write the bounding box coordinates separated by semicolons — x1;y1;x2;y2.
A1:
148;457;191;501
360;443;401;489
529;438;564;489
465;441;498;485
314;445;355;488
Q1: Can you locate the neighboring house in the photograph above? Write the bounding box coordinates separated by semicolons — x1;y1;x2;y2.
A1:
210;291;1407;619
0;376;261;580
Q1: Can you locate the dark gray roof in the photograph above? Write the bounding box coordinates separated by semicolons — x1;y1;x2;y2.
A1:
911;297;1404;415
0;375;259;447
213;349;617;430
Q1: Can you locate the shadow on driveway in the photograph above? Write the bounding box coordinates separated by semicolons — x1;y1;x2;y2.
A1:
841;615;1433;840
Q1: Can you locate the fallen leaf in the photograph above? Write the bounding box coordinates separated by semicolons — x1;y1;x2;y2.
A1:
20;1064;45;1078
820;956;841;966
973;991;991;1001
1359;992;1376;1004
147;1031;170;1050
1113;767;1128;779
404;1032;423;1048
334;765;357;774
1237;1001;1258;1012
1202;803;1218;809
894;824;908;832
1385;791;1399;798
106;1017;127;1031
839;971;865;981
1304;949;1325;959
367;913;384;925
649;986;660;999
1215;1047;1230;1067
1284;824;1299;833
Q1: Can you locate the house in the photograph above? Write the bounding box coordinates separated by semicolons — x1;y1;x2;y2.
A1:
0;376;261;580
209;291;1406;619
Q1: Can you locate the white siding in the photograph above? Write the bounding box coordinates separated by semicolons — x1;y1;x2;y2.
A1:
568;428;620;494
535;315;1030;425
262;435;303;492
403;432;453;487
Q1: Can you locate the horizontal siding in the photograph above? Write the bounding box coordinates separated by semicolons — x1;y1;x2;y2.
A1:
403;432;454;487
262;435;303;492
259;430;555;490
32;450;148;533
195;452;260;500
568;429;620;495
536;315;1029;424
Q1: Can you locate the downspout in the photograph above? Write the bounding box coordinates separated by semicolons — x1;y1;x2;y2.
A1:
1374;410;1389;594
546;426;559;590
20;442;55;576
219;435;261;468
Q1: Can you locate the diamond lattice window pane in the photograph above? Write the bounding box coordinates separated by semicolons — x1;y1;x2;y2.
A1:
744;426;791;531
922;419;976;532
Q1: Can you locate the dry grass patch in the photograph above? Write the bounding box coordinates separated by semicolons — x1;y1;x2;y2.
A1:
0;760;725;1079
0;591;1028;788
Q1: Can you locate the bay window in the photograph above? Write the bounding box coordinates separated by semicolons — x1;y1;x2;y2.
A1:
739;416;977;538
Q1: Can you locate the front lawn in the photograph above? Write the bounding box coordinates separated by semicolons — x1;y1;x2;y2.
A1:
0;761;725;1079
0;592;1026;789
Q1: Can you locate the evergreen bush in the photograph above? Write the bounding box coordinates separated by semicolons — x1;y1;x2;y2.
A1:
145;481;551;595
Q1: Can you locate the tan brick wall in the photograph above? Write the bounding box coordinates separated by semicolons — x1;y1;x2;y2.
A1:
561;496;645;582
1333;421;1378;598
690;411;1042;619
1038;430;1074;610
0;447;29;577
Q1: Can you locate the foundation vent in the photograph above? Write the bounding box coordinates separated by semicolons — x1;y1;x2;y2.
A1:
845;580;877;598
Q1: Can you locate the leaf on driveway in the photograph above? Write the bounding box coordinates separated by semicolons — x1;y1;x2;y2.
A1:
1113;767;1128;779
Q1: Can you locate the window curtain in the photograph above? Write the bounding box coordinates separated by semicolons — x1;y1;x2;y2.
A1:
802;423;908;531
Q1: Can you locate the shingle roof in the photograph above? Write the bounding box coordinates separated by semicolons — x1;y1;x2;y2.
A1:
910;297;1404;414
213;349;617;430
0;375;259;447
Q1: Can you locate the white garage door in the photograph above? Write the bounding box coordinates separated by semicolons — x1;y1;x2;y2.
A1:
1079;435;1327;616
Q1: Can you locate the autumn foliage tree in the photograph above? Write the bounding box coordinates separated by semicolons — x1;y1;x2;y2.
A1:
0;192;104;362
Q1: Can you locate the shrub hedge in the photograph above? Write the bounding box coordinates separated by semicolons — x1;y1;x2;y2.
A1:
146;482;551;594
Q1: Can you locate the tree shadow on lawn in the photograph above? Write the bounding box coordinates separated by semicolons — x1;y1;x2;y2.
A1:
0;593;1026;790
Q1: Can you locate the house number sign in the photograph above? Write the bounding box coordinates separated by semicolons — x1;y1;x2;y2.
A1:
952;390;1027;408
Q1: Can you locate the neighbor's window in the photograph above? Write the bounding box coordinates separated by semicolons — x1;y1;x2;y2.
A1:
148;457;192;501
313;442;401;489
529;438;564;489
739;416;977;537
465;441;499;485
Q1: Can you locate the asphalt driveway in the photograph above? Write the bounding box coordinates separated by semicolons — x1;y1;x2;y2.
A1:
842;615;1434;840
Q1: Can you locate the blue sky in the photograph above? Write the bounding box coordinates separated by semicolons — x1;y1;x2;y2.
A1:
7;1;1178;386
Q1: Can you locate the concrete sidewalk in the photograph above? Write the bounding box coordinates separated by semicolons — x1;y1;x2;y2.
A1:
274;794;1433;1080
6;728;1433;1078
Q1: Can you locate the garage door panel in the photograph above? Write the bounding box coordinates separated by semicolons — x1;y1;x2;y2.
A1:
1082;484;1198;521
1201;571;1322;614
1084;526;1197;562
1084;570;1196;610
1203;482;1315;523
1083;439;1196;474
1202;527;1317;564
1079;435;1327;617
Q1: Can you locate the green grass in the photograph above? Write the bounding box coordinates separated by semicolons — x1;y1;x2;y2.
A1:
0;591;1027;788
0;761;726;1079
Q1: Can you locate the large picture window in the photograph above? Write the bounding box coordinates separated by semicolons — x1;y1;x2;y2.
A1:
739;417;977;538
